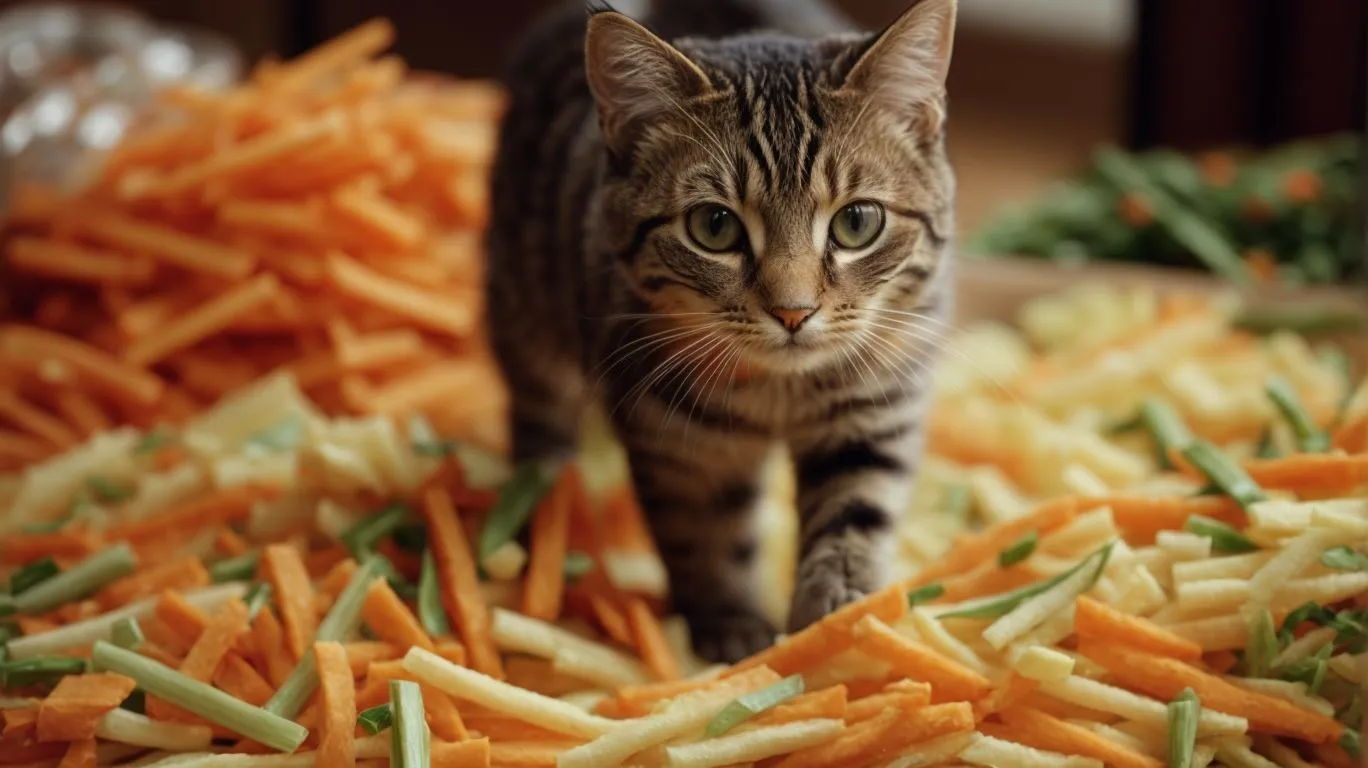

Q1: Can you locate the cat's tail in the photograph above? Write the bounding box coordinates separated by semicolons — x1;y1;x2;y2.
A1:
599;0;858;40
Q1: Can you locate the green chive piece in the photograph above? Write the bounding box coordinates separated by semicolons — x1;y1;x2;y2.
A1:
1167;688;1200;768
133;428;177;454
417;551;449;638
14;544;137;615
1105;412;1145;435
941;484;973;518
1341;728;1361;760
111;618;145;650
1279;644;1332;695
478;463;558;560
1233;306;1365;335
341;503;412;558
704;675;804;738
1318;347;1355;423
390;680;430;768
358;702;394;735
1139;399;1192;470
9;558;60;596
1266;376;1332;453
411;439;458;458
392;523;428;554
0;657;88;688
92;641;307;752
264;557;382;719
1180;441;1267;509
22;495;92;534
1279;602;1333;643
998;532;1038;568
1321;546;1368;572
244;415;305;452
941;541;1116;620
86;476;135;504
1254;429;1281;459
209;552;261;584
563;551;596;581
1244;609;1279;678
244;583;272;621
1184;514;1258;554
907;583;946;607
120;689;146;714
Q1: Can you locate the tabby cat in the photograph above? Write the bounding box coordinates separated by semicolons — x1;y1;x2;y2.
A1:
485;0;957;662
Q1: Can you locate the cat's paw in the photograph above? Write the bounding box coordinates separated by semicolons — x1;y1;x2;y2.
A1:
786;574;868;634
684;605;778;664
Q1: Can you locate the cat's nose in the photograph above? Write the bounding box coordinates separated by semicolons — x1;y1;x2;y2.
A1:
768;306;818;332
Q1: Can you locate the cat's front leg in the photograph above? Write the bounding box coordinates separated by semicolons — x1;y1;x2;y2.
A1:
618;421;778;664
786;423;921;633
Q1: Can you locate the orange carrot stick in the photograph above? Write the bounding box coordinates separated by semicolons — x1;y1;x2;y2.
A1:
106;486;274;544
0;389;79;450
37;673;137;742
51;389;111;439
261;544;317;661
908;497;1080;586
732;584;908;677
1238;454;1368;492
523;470;574;622
433;737;492;768
366;660;468;741
0;325;164;405
1075;596;1203;662
361;580;434;652
626;597;681;682
845;690;932;724
180;599;249;682
97;556;210;609
1079;641;1344;743
752;686;849;726
316;642;356;768
423;486;502;679
213;653;275;706
153;591;208;652
1082;495;1246;543
588;595;632;646
1333;413;1366;453
124;274;281;366
1;529;100;565
772;701;975;768
986;706;1164;768
850;616;993;703
57;737;97;768
215;528;251;557
343;641;404;677
250;607;295;688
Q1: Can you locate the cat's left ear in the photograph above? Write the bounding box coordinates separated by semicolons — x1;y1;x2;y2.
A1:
838;0;957;133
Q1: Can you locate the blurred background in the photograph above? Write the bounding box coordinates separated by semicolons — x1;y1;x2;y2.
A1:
0;0;1363;283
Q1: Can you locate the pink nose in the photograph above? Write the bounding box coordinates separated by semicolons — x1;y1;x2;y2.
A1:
769;306;817;332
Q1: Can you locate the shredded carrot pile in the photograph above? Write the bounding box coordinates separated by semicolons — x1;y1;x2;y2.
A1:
0;18;509;474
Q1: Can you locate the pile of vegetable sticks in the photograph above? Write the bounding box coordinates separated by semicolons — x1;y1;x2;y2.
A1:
0;18;509;474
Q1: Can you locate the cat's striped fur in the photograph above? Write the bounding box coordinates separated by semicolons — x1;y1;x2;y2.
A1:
486;0;957;662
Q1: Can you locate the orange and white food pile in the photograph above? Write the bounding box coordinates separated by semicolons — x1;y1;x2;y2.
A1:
1;19;1367;768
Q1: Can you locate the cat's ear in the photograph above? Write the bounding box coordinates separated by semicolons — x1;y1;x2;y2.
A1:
585;11;712;148
838;0;956;133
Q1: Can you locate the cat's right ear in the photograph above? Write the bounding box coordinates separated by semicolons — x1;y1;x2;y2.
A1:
585;11;712;149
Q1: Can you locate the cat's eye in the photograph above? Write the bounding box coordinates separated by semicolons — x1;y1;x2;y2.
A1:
830;202;886;250
685;204;745;253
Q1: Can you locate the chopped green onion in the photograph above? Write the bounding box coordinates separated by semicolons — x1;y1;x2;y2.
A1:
22;495;92;534
111;618;145;651
244;583;272;621
1139;398;1192;470
479;462;558;560
358;702;394;735
390;680;429;768
1105;411;1144;435
1254;429;1281;459
0;657;88;688
704;675;804;737
392;523;428;554
1184;514;1258;554
940;484;973;518
416;551;449;638
14;544;137;615
1243;608;1278;678
1328;609;1368;651
264;557;383;719
341;503;412;558
120;689;146;714
1265;377;1332;453
907;583;945;607
209;552;260;584
133;428;176;454
244;416;305;452
1321;546;1368;572
1167;688;1200;768
941;541;1115;620
563;551;596;581
9;558;60;596
92;641;307;753
997;532;1038;568
1318;347;1355;423
411;438;458;458
1279;644;1331;695
1180;441;1267;509
1341;728;1361;760
86;476;135;504
1233;306;1365;335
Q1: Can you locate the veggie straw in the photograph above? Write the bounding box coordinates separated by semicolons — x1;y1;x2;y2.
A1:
1265;376;1332;452
1139;398;1192;469
390;680;430;768
1181;441;1267;509
11;543;137;615
1167;688;1200;768
92;641;308;752
705;675;804;737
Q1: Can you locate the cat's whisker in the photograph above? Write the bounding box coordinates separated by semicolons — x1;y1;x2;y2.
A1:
617;329;723;422
590;323;717;394
855;314;1023;404
655;332;733;436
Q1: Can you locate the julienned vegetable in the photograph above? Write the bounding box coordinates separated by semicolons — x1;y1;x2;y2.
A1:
478;462;558;560
940;541;1115;620
1139;398;1192;470
92;641;308;752
1181;441;1267;509
359;702;394;735
111;618;144;650
1167;688;1200;768
341;502;411;557
417;550;449;638
1184;515;1258;554
704;675;804;737
10;544;137;615
390;680;430;768
1265;376;1332;453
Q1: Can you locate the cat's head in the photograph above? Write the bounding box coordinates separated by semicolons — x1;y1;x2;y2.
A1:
586;0;956;374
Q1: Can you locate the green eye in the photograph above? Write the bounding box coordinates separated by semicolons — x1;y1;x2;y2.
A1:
686;204;745;253
830;202;886;250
